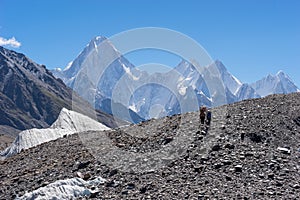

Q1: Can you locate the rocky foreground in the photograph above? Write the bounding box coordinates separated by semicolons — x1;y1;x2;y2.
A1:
1;93;300;199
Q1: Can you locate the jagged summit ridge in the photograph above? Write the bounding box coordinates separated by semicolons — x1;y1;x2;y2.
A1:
52;35;119;86
251;70;299;97
212;60;242;95
50;36;299;122
0;46;74;135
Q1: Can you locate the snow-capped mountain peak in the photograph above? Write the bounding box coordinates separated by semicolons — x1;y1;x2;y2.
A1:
276;70;287;76
51;36;121;86
92;35;107;42
214;59;227;72
208;60;242;95
236;83;260;101
276;70;292;82
251;70;299;97
50;35;299;123
62;61;73;72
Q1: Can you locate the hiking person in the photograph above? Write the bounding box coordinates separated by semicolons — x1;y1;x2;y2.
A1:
206;109;212;125
200;106;206;124
241;132;245;141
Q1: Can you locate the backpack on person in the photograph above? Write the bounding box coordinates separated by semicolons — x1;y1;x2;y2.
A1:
200;106;206;124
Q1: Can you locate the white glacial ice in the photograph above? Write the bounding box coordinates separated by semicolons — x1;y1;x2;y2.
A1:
16;176;106;200
0;108;110;158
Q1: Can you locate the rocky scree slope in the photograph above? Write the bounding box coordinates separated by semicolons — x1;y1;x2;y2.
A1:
0;93;300;199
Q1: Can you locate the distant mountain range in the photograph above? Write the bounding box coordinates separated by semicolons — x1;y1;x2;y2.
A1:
0;36;298;135
0;46;125;138
251;70;299;97
52;36;300;121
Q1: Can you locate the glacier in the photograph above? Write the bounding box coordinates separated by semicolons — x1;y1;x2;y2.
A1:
0;108;110;158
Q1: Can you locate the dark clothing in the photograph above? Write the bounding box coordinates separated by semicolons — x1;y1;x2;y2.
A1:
241;132;245;141
206;111;212;125
200;106;206;125
200;115;205;124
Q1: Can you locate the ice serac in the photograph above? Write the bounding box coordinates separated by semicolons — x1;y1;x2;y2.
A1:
251;70;300;97
17;176;106;200
0;108;110;158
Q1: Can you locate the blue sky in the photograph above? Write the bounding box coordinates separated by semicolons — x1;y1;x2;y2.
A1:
0;0;299;86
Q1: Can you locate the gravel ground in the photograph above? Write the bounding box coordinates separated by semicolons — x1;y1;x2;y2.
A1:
1;93;300;199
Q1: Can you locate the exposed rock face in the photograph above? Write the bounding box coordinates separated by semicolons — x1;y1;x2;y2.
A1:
0;46;73;133
0;92;300;199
